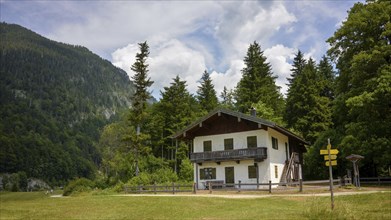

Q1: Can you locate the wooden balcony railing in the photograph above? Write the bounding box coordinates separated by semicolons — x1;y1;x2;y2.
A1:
190;147;267;163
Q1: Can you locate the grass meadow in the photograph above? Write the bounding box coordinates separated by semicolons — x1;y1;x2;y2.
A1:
1;191;390;219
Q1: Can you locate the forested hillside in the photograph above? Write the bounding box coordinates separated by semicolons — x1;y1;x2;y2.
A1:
0;23;134;185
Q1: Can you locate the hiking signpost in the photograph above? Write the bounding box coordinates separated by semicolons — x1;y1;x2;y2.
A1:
320;138;338;210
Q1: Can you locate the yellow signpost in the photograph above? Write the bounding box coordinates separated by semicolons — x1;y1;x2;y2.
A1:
320;138;338;210
325;161;337;166
324;155;337;160
320;149;339;155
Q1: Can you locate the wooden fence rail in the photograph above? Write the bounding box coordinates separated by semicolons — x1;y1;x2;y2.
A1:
360;177;391;185
123;178;355;194
124;183;196;194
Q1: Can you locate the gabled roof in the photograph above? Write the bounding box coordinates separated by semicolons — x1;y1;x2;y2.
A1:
172;108;309;146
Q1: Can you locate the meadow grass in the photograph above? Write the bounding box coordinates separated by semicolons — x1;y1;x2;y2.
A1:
1;191;390;219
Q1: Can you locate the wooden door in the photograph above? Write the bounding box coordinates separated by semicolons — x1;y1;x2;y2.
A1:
225;167;235;186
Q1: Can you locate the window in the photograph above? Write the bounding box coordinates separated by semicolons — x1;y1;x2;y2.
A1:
247;136;257;148
274;165;278;178
272;137;278;150
200;168;216;180
248;166;257;179
203;140;212;152
224;138;234;150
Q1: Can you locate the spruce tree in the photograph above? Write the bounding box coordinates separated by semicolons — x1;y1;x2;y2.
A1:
235;41;284;115
220;86;235;110
287;50;306;85
196;70;218;112
127;41;154;176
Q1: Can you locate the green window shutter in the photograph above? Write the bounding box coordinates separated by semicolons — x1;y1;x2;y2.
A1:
248;166;257;179
200;168;205;180
224;138;234;150
211;168;216;179
247;136;257;148
203;141;212;152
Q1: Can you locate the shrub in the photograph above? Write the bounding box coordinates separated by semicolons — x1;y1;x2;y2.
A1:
63;178;94;196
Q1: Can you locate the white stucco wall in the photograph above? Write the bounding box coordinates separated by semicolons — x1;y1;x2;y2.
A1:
192;128;290;189
193;130;268;152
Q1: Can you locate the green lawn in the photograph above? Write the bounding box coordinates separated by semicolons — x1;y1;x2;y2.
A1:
1;191;390;219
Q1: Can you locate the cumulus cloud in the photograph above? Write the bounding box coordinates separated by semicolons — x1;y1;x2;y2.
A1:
112;39;206;99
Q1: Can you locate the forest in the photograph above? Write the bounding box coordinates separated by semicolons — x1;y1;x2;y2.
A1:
0;1;390;192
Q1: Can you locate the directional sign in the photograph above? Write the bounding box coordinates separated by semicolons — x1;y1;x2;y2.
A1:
325;160;337;166
324;155;337;160
320;149;339;155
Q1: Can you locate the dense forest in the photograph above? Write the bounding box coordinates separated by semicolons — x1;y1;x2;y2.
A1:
0;23;135;187
1;0;390;192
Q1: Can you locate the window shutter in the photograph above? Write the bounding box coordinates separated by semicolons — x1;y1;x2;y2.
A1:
200;168;205;180
211;168;216;179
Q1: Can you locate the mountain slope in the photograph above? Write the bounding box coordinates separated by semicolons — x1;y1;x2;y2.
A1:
0;22;134;184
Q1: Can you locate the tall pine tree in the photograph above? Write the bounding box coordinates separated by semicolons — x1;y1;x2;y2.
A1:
196;70;218;113
235;41;284;115
127;41;154;176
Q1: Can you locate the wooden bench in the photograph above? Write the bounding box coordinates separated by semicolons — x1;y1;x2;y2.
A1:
204;180;224;189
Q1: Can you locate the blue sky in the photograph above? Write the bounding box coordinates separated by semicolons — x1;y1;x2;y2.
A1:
1;0;362;99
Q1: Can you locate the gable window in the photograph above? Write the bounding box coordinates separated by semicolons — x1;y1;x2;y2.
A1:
200;168;216;180
203;140;212;152
224;138;234;150
272;137;278;150
247;136;257;148
248;165;257;179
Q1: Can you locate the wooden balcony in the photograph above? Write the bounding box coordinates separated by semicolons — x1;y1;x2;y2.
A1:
190;147;267;163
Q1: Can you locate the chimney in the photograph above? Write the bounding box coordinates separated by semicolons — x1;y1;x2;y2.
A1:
250;107;257;117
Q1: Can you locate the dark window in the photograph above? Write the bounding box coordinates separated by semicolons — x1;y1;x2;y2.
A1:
224;138;234;150
272;137;278;150
200;168;216;180
247;136;257;148
274;165;278;178
203;140;212;152
248;166;257;179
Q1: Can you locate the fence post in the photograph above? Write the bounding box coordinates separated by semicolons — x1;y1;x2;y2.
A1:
338;177;342;187
172;182;175;195
193;182;197;194
238;180;241;193
209;182;212;194
299;179;303;192
154;182;157;194
269;180;272;193
138;185;141;194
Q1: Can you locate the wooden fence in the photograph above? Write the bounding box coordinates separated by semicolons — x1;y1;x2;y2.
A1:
360;177;391;185
124;183;196;194
123;178;352;194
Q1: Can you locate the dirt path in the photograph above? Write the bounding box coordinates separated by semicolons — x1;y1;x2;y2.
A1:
114;190;389;199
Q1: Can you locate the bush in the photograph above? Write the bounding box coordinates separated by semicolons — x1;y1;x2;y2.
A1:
63;178;95;196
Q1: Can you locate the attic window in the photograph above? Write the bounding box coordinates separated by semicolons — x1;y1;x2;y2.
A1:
203;140;212;152
247;136;257;148
272;137;278;150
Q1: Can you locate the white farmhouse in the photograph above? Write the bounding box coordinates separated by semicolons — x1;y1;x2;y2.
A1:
173;108;308;189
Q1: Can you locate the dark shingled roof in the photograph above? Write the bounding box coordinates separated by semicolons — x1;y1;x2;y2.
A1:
172;108;309;145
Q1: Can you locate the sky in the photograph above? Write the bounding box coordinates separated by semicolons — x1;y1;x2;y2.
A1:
0;0;362;100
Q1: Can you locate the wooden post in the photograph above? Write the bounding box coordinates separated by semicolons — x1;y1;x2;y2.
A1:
209;182;212;194
193;182;197;194
328;138;335;210
299;179;303;192
268;180;272;193
238;180;241;193
172;182;175;195
154;182;157;194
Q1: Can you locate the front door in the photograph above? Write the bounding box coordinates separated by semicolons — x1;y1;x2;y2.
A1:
225;167;235;187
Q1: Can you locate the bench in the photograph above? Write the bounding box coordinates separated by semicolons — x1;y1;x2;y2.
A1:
204;180;224;189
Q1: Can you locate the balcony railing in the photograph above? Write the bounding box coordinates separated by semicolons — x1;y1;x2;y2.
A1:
190;147;267;163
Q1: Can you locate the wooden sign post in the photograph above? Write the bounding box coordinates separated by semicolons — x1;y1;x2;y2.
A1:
320;138;338;210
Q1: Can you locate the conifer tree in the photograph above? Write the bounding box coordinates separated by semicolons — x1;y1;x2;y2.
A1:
287;50;306;85
235;41;284;115
220;86;235;110
127;41;154;176
196;70;218;112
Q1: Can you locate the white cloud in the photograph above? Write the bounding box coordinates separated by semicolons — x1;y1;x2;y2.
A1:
264;45;296;96
112;39;206;99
